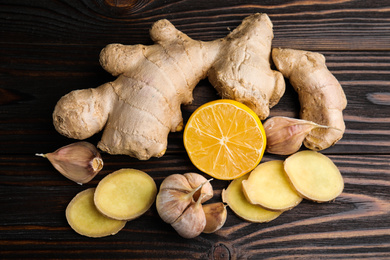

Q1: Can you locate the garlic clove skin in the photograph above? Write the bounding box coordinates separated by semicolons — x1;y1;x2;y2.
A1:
156;174;195;224
263;116;329;155
159;174;193;191
156;174;211;224
184;173;213;203
171;194;206;239
156;189;193;224
36;141;103;184
202;202;227;234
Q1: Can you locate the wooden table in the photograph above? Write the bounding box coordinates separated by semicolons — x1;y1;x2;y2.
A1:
1;1;389;259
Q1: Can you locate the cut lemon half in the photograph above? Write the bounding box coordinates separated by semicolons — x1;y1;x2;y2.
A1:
183;99;266;180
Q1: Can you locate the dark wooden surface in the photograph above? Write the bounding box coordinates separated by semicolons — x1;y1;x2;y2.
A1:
1;0;390;259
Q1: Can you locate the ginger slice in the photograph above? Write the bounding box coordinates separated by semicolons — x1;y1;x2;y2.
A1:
284;151;344;202
222;174;282;223
94;169;157;220
242;160;302;211
66;188;126;238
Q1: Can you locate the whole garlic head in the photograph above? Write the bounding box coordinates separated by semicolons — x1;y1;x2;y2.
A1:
156;173;213;238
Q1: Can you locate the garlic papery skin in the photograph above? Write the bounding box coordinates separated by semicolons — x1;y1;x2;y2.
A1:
171;194;207;239
156;174;211;224
184;173;213;203
202;202;227;234
36;141;103;184
263;116;329;155
156;188;196;224
156;173;214;238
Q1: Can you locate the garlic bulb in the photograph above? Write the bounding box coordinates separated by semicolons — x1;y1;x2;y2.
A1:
156;173;213;238
36;141;103;184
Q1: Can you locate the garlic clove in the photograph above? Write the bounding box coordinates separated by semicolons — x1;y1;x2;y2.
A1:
263;116;329;155
156;189;193;224
156;173;213;225
156;174;195;224
171;194;206;239
36;141;103;184
159;174;193;191
202;202;227;234
184;173;213;203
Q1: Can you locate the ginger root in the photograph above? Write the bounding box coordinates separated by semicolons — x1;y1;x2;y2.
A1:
284;151;344;202
272;48;347;151
53;13;284;160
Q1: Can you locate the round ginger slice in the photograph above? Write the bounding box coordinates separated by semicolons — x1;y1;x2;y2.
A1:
94;169;157;220
66;188;126;238
222;174;282;223
183;99;266;180
242;160;302;211
284;151;344;202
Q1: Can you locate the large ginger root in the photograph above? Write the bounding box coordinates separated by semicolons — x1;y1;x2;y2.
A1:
53;13;284;160
272;48;347;151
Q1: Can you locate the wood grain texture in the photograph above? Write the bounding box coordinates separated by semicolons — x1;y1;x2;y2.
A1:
1;0;390;259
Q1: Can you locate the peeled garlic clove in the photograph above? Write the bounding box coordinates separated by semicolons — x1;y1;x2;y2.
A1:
202;202;227;234
184;173;213;203
263;116;329;155
36;141;103;184
171;194;206;239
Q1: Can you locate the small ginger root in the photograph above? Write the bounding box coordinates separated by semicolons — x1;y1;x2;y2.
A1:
94;169;157;220
272;48;347;151
36;141;103;184
242;160;302;211
66;188;126;238
284;151;344;202
263;116;331;155
53;13;284;160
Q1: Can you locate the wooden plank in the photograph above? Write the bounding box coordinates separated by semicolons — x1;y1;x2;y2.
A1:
1;0;390;259
0;49;389;155
0;154;389;258
0;1;389;50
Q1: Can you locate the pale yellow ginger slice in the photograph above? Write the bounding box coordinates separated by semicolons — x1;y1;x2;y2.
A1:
242;160;302;211
222;174;282;223
284;151;344;202
94;169;157;220
66;188;126;238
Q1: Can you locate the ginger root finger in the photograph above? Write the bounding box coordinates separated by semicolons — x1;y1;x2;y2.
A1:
272;48;347;151
53;13;284;160
208;13;285;120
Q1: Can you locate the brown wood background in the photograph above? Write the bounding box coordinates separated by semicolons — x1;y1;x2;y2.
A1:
1;0;390;259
